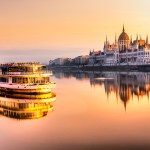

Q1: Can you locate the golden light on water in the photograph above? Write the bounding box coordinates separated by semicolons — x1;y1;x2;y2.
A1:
0;92;56;120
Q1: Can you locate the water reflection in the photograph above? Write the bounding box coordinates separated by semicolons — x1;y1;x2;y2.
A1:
53;70;150;109
0;92;56;120
90;72;150;109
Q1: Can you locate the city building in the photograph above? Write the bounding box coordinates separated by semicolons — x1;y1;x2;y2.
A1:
89;25;150;66
89;50;104;65
74;55;89;65
49;58;72;66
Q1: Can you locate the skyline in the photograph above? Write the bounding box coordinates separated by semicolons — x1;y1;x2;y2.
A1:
1;0;150;63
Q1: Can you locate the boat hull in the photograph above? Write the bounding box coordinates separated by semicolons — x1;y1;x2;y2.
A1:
0;83;56;94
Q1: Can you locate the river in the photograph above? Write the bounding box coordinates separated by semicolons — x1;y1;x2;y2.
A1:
1;71;150;150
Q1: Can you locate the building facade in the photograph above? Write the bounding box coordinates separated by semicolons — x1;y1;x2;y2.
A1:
89;26;150;66
49;58;72;66
74;55;89;65
89;50;105;65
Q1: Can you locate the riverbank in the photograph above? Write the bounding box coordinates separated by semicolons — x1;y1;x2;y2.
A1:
83;64;150;71
48;64;150;72
48;65;79;71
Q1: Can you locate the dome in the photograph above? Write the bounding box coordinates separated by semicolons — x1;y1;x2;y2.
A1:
118;26;129;41
118;32;129;41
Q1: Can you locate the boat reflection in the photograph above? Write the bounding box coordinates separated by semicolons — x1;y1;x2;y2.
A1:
0;92;56;120
53;70;150;109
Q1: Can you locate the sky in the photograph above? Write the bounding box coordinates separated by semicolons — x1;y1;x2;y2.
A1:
0;0;150;63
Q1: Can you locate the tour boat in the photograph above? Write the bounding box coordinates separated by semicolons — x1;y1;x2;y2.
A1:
0;62;56;94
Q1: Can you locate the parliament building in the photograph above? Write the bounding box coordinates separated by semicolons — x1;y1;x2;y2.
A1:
89;26;150;66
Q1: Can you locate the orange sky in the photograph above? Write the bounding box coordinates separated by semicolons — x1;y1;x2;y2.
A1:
0;0;150;62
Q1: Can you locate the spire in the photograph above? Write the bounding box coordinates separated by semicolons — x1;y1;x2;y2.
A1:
136;35;138;42
123;24;125;32
146;35;149;45
115;34;117;44
106;35;108;43
89;49;92;55
140;35;142;40
130;35;132;44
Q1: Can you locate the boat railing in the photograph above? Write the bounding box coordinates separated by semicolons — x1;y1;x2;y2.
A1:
0;70;52;75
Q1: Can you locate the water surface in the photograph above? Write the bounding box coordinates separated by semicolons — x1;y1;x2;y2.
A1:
1;71;150;150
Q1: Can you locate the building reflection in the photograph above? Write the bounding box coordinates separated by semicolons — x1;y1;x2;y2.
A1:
90;72;150;109
53;70;150;109
53;70;90;81
0;92;56;120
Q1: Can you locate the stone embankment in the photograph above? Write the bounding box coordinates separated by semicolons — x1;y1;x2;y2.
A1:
48;65;150;72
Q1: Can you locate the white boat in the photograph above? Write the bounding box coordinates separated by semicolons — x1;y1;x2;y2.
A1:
0;62;56;94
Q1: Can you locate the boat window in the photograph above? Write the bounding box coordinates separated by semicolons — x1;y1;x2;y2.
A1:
0;77;8;83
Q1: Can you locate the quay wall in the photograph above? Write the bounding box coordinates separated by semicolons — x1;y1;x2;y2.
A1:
48;65;150;72
81;65;150;72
